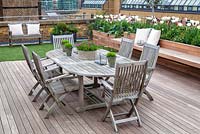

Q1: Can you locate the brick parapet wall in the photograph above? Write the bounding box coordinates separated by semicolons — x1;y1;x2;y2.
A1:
0;19;93;43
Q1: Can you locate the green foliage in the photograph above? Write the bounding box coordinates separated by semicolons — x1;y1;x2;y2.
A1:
76;41;98;51
62;40;72;49
146;0;161;7
66;24;78;33
0;44;53;62
51;22;67;35
98;46;118;52
51;23;78;35
91;19;200;47
106;52;116;57
62;40;70;44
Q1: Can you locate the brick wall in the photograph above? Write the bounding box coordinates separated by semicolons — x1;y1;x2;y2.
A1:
0;19;92;44
1;0;39;21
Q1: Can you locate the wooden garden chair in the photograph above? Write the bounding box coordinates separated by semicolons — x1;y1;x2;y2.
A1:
21;45;61;102
103;37;135;82
118;37;134;58
100;61;147;132
139;44;160;101
32;51;79;119
52;34;74;49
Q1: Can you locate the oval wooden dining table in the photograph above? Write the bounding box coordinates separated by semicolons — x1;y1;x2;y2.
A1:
46;49;133;112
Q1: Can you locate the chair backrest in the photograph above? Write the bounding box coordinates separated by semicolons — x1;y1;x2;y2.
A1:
21;45;34;73
140;44;160;69
52;34;74;49
32;51;47;85
118;37;134;58
113;61;147;99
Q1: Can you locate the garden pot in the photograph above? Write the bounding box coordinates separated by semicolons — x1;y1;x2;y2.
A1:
78;50;96;60
66;48;72;56
62;45;66;52
107;57;116;68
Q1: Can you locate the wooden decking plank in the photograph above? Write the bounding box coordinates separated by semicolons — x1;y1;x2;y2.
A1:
0;60;200;134
116;105;158;134
149;85;200;128
0;116;4;134
15;61;62;134
64;94;97;134
3;62;45;133
153;67;200;102
140;98;199;134
18;60;81;134
147;88;200;133
0;93;11;134
0;63;20;134
61;104;95;134
1;62;34;134
139;110;173;134
139;102;189;134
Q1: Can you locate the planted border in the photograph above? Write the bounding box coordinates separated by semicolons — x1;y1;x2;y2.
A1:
90;19;200;47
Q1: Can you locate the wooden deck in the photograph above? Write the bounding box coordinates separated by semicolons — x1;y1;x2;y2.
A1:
0;61;200;134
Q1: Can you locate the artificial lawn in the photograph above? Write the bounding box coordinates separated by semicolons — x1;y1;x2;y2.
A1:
0;43;53;62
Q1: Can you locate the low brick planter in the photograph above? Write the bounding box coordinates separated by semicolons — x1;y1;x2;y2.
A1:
92;30;200;79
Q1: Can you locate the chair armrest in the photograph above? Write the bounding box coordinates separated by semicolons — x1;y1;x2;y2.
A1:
40;57;47;61
100;79;113;91
44;65;60;72
45;73;72;83
147;67;154;72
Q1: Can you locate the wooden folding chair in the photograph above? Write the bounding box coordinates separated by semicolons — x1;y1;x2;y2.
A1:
100;61;147;132
118;37;134;58
103;37;134;82
52;34;74;49
139;44;160;101
21;45;61;102
32;52;79;119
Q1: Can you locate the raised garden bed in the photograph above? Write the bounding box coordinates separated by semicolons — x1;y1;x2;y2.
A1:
93;30;200;79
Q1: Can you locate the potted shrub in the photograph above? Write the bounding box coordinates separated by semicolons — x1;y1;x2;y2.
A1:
50;23;78;42
66;24;78;42
76;41;98;60
62;40;73;56
106;52;116;67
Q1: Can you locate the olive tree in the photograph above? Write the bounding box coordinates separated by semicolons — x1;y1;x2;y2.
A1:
146;0;161;19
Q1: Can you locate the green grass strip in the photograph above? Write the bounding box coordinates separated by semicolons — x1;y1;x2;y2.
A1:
0;44;53;62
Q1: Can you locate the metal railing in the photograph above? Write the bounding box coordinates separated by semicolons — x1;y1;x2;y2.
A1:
0;13;94;22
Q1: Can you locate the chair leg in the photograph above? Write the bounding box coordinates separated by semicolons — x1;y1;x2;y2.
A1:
32;87;45;102
102;102;112;122
109;109;118;132
127;99;142;127
127;99;135;117
133;105;142;127
144;90;154;101
28;81;39;96
39;94;51;110
44;94;66;119
44;102;57;119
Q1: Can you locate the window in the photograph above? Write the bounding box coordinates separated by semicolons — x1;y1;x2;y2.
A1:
120;0;200;13
82;0;106;8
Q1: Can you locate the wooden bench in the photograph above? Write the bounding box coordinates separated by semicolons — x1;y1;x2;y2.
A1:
112;38;200;79
8;23;42;46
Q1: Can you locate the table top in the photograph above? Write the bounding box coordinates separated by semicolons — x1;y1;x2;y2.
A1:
46;49;133;77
